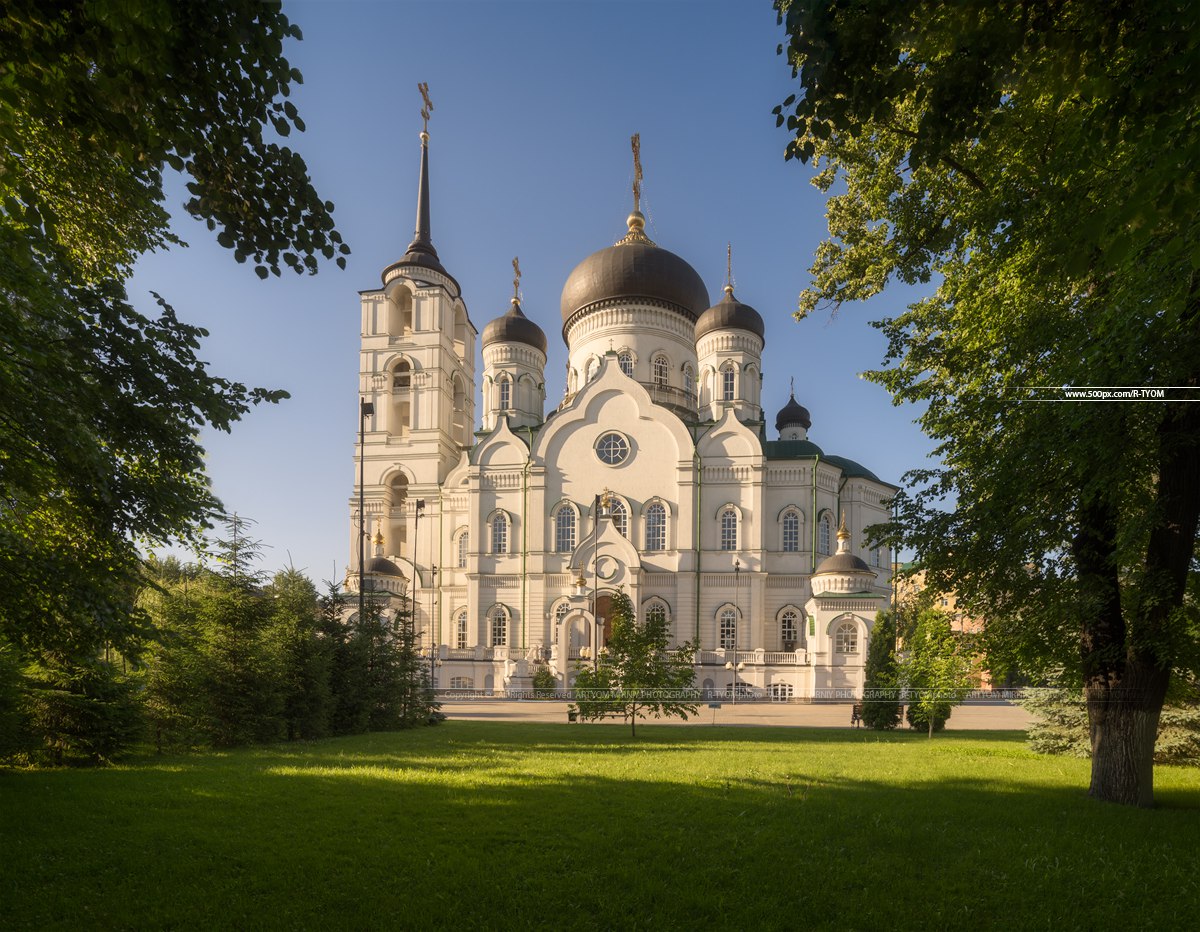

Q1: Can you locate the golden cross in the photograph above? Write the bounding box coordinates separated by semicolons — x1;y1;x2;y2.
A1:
418;82;433;133
726;242;733;290
512;256;521;302
631;133;643;212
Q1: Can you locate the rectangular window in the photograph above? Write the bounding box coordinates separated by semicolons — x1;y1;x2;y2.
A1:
719;612;737;650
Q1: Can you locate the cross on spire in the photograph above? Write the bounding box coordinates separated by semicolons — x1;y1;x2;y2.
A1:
418;82;433;135
631;133;643;213
512;256;521;303
725;242;734;295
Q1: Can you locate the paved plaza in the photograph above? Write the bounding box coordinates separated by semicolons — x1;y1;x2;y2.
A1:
440;699;1031;730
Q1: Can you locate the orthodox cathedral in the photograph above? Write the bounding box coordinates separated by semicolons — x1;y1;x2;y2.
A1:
347;122;895;699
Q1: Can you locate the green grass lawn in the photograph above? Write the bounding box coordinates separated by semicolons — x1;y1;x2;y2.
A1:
2;723;1199;930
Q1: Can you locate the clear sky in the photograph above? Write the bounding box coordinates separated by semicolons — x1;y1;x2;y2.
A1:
131;0;936;581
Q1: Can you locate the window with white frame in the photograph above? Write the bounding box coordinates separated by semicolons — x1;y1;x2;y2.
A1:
554;505;576;553
492;513;508;554
646;602;667;627
554;602;570;628
498;377;511;410
835;620;858;654
652;354;669;386
769;683;794;701
457;531;469;568
871;546;881;567
449;676;474;689
819;513;832;554
609;499;627;537
684;365;695;400
645;502;666;551
618;351;634;377
781;611;799;649
490;608;509;647
720;508;737;551
455;610;469;649
721;363;735;401
719;609;737;650
782;509;800;552
585;357;599;382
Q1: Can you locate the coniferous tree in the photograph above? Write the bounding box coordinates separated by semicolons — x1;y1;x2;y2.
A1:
862;610;901;730
266;569;331;741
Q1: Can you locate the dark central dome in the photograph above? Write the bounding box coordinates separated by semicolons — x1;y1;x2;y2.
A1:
560;214;709;325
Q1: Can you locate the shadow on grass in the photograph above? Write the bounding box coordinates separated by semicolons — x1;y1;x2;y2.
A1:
2;723;1199;930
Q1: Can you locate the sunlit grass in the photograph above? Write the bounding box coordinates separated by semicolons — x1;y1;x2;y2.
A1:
2;723;1199;930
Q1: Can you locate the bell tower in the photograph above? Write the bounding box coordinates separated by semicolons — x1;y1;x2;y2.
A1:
349;85;476;575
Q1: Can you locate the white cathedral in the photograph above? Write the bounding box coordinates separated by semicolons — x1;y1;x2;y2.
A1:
346;125;895;699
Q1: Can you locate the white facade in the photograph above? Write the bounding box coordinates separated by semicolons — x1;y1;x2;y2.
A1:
347;132;895;699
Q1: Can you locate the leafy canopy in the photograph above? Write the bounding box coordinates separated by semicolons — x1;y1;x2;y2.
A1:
0;2;347;663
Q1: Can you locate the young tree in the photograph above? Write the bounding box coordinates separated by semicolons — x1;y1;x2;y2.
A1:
0;1;347;680
571;590;699;736
774;0;1200;805
900;610;976;737
862;610;901;730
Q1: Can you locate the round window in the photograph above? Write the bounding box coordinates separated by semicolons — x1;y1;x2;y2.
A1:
595;432;630;466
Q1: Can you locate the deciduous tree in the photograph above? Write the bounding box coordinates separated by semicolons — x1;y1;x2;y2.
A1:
572;590;699;736
774;0;1200;806
0;1;347;674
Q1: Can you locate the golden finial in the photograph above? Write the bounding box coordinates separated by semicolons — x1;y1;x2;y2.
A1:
837;511;850;541
512;256;521;305
725;242;734;296
418;82;433;137
600;487;613;511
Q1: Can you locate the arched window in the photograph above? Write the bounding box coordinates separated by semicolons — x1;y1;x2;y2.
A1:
721;363;735;401
618;351;634;377
456;531;469;568
720;508;737;551
720;609;737;650
781;611;799;650
646;602;668;627
492;513;508;554
782;510;800;552
819;514;833;554
585;357;599;382
554;602;570;627
554;506;576;553
393;359;411;388
871;546;882;568
498;377;511;411
684;365;695;400
645;502;667;551
652;354;669;386
835;620;858;654
609;499;628;537
455;610;469;649
490;607;509;647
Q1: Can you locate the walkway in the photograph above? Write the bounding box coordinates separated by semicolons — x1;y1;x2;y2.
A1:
440;699;1031;730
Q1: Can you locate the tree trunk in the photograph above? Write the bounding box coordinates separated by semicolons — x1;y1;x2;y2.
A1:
1087;661;1169;807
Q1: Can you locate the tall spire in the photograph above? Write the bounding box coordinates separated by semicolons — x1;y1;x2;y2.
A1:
406;82;438;260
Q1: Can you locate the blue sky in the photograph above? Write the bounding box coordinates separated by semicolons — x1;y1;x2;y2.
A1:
131;0;936;580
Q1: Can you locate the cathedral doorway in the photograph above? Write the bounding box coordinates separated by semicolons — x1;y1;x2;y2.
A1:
595;593;614;648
